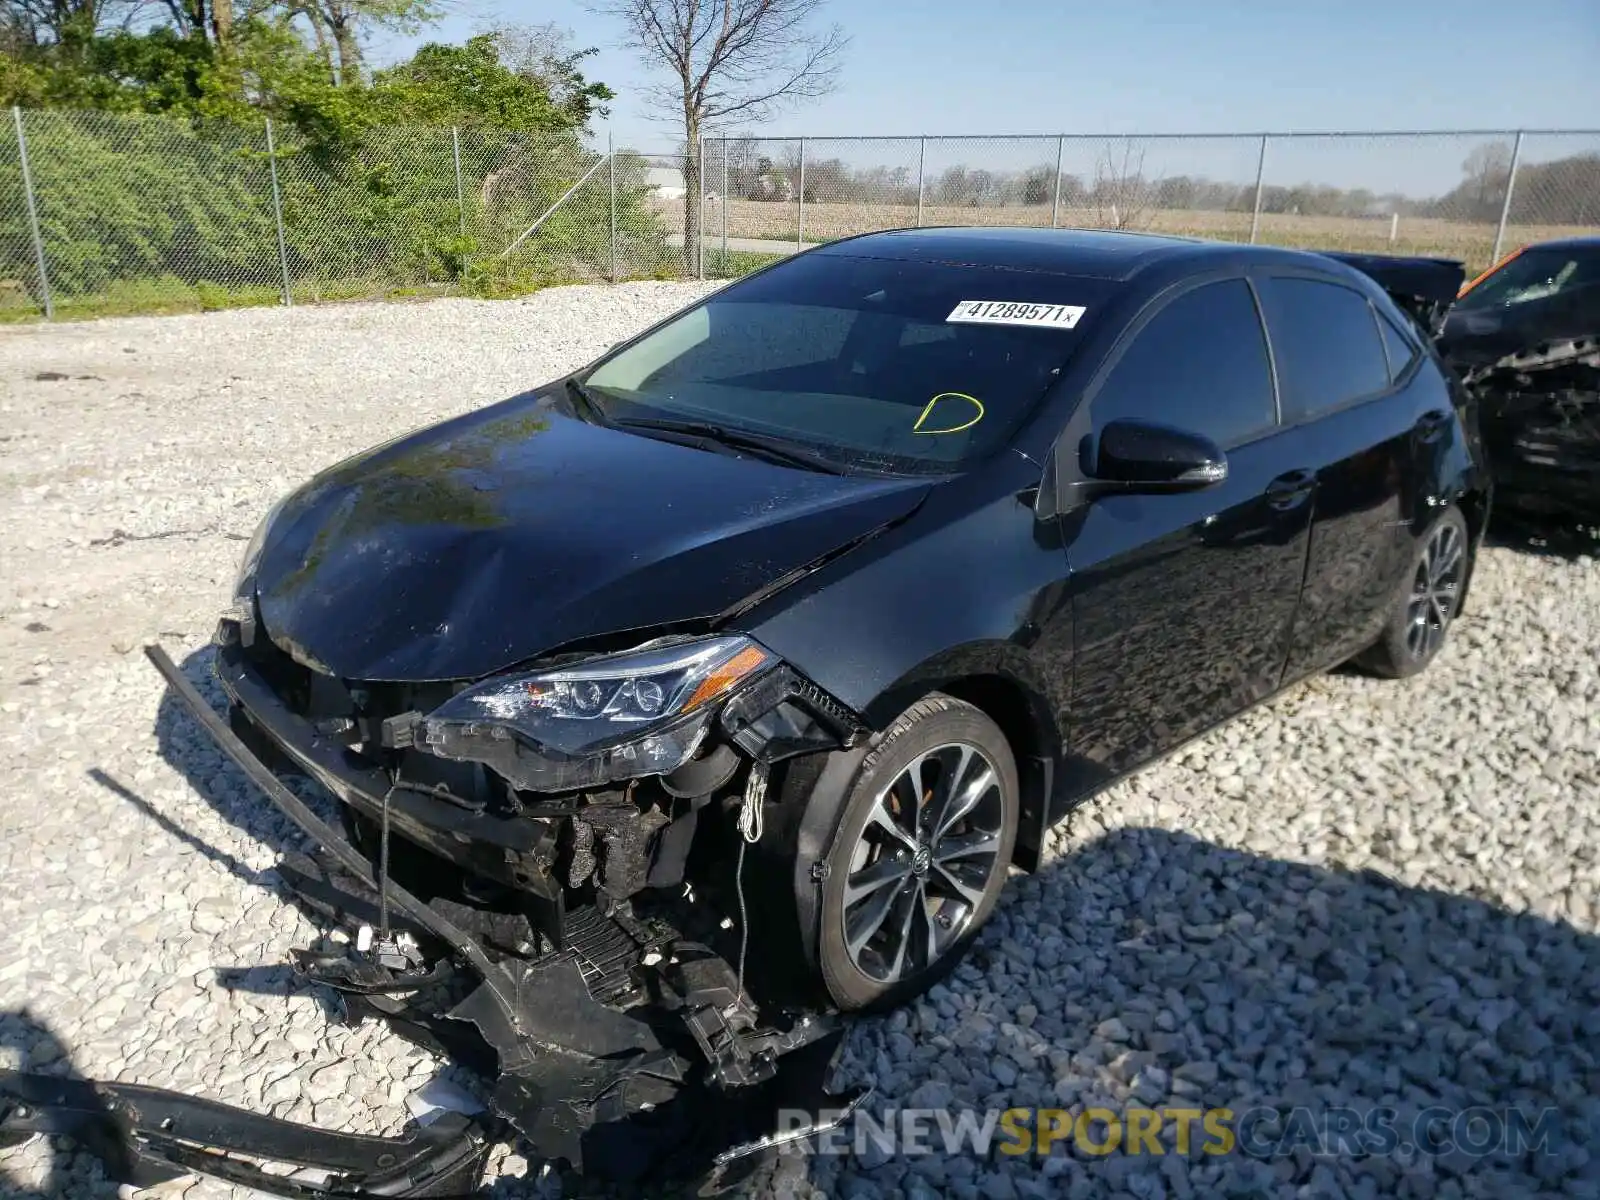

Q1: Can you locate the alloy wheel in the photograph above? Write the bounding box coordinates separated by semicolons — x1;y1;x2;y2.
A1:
1405;520;1466;660
840;741;1007;984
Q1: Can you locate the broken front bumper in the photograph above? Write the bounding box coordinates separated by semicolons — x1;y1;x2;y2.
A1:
215;639;556;894
1;646;866;1196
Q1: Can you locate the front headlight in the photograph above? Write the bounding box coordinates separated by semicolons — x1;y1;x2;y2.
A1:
418;635;776;792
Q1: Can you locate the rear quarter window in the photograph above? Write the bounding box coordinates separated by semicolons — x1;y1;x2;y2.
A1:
1258;276;1391;422
1377;309;1421;382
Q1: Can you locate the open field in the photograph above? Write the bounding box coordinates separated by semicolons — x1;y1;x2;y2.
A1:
662;198;1598;276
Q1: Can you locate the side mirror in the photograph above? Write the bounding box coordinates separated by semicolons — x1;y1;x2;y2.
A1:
1085;418;1228;493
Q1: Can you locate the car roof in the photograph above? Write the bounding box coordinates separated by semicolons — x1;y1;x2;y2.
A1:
1514;234;1600;253
812;225;1338;282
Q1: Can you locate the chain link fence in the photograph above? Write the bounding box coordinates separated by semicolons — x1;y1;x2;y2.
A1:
684;131;1600;281
1;109;1597;321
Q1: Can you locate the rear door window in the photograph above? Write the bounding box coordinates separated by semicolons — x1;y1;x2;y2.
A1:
1258;276;1391;422
1091;277;1276;449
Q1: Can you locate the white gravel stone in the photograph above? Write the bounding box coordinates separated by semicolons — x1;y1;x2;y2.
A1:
2;285;1597;1198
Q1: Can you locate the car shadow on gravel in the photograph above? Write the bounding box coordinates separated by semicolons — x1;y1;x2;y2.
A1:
809;826;1600;1200
1485;508;1599;562
0;1011;121;1199
151;646;345;862
124;645;351;1020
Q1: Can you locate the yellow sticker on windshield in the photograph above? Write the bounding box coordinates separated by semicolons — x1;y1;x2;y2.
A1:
913;392;985;435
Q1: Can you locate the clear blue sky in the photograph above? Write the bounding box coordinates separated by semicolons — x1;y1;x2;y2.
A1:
374;0;1600;193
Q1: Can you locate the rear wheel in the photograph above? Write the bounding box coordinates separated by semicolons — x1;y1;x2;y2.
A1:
815;695;1018;1011
1357;507;1470;679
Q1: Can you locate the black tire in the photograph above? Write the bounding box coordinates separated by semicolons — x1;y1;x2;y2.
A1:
1357;506;1471;679
816;694;1018;1011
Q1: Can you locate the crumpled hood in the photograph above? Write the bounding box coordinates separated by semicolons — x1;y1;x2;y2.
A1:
252;393;930;681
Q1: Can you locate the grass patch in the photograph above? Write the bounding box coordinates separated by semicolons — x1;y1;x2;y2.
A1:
0;275;481;323
0;275;291;323
706;248;791;278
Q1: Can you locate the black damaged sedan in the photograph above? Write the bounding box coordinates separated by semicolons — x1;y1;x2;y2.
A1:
213;227;1489;1021
1438;235;1600;519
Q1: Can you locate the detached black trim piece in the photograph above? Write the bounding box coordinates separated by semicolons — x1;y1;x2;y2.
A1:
0;1071;492;1198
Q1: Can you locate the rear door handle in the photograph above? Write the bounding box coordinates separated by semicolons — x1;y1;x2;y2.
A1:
1415;409;1452;441
1265;468;1315;510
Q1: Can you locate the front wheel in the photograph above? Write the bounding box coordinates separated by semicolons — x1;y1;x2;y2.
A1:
815;694;1018;1011
1357;507;1471;679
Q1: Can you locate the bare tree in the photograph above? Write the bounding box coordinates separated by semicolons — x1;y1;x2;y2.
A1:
591;0;847;272
1458;141;1514;221
1093;139;1156;231
1;0;158;49
297;0;439;86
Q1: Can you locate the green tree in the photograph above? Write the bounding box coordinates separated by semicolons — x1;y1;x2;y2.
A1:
368;32;612;133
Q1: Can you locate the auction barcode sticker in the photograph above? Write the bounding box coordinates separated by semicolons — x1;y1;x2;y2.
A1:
947;300;1086;329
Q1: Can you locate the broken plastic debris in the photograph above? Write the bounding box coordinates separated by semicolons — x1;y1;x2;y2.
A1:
404;1077;486;1127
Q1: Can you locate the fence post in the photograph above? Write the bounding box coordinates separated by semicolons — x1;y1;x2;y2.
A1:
1248;133;1269;244
722;134;730;273
608;129;618;284
12;107;52;321
697;136;706;280
264;118;292;307
796;137;806;250
1050;135;1065;229
452;126;465;237
916;137;926;228
1491;130;1525;266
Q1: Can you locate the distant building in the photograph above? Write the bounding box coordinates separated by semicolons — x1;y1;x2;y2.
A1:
646;166;686;201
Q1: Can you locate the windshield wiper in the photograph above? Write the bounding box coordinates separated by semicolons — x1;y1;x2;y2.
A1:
564;377;612;426
613;416;846;474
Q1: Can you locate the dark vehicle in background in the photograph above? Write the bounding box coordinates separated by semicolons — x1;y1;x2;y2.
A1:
1;228;1490;1191
1438;236;1600;518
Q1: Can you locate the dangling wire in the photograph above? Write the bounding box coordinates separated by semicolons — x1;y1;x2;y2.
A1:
737;762;767;844
735;838;751;1004
734;763;768;1004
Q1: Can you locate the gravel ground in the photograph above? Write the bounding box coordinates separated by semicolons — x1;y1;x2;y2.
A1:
1;285;1597;1200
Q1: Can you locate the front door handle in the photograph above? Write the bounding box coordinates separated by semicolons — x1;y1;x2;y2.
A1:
1265;468;1315;510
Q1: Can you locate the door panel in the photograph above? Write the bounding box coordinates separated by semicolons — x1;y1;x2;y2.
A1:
1280;399;1412;678
1054;275;1313;781
1063;434;1312;776
1254;274;1417;678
